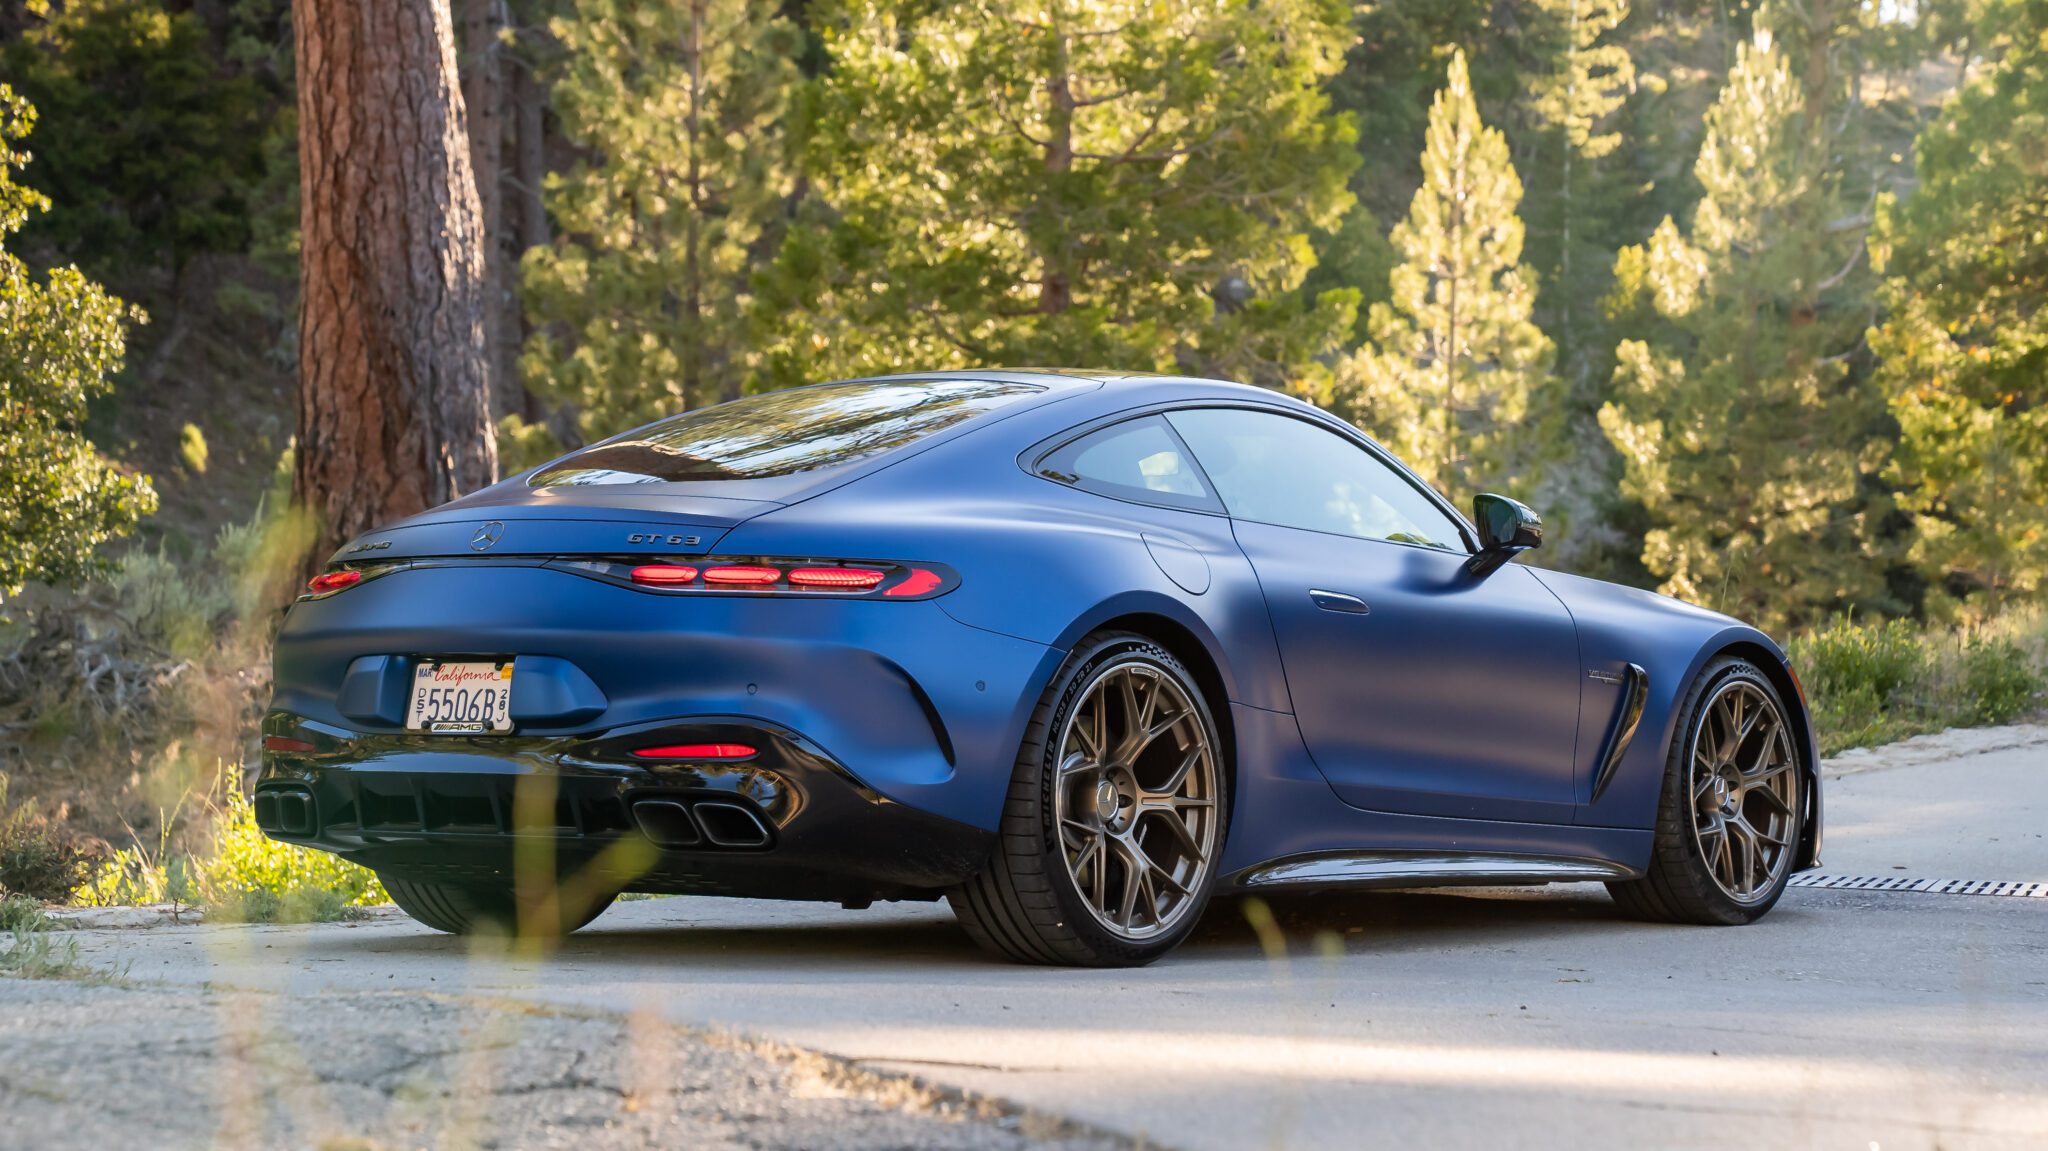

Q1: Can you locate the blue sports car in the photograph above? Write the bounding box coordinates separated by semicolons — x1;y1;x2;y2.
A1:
259;370;1821;965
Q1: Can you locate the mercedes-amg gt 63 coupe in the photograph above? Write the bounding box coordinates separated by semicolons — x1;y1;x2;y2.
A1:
259;370;1821;965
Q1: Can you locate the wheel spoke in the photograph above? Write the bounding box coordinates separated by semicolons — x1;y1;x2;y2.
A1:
1054;656;1218;940
1140;806;1207;865
1749;785;1793;816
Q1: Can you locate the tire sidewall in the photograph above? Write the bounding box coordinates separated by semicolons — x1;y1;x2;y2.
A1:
1666;658;1800;922
1028;632;1229;963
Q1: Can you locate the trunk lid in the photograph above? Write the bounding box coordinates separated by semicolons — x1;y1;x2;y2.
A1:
327;488;778;564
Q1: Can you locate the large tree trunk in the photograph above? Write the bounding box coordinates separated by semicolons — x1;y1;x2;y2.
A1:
462;0;513;416
294;0;497;565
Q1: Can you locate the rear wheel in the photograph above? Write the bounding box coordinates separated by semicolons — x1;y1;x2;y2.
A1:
382;876;617;938
1608;657;1803;925
949;632;1228;966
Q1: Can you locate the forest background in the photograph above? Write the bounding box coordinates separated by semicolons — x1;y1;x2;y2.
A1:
0;0;2042;910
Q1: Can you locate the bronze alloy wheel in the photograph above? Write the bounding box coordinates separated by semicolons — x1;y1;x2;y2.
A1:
1607;656;1806;925
1051;658;1222;939
1687;677;1800;903
948;632;1228;966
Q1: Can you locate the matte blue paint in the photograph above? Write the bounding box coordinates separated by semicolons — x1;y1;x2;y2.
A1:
266;370;1821;891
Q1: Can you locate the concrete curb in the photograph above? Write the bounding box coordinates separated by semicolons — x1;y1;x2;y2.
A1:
1821;721;2048;780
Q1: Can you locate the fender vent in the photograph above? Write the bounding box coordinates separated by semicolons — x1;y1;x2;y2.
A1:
1788;873;2047;898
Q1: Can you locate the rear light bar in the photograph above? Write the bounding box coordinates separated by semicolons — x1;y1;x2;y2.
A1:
576;557;957;600
633;743;758;761
299;562;405;601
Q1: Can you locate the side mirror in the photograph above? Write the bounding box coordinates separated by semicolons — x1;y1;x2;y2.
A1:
1468;493;1543;577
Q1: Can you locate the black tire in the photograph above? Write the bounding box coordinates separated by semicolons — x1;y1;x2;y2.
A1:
948;631;1230;967
1607;656;1803;925
383;875;616;937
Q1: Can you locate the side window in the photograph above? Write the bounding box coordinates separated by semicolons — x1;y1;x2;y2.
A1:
1036;416;1221;512
1165;408;1467;550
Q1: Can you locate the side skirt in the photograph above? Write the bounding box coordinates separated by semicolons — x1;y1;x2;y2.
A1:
1230;850;1640;893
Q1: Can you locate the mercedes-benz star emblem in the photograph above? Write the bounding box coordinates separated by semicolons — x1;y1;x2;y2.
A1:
470;521;505;552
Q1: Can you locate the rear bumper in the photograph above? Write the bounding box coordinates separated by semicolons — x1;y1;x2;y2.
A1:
256;715;994;901
269;562;1061;830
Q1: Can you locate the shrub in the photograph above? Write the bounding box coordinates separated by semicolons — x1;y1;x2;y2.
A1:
75;765;384;921
1962;638;2043;725
0;774;101;901
1792;615;1930;705
197;783;385;922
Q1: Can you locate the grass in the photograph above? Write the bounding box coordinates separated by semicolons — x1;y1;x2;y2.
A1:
0;894;119;982
1787;607;2048;756
75;768;384;922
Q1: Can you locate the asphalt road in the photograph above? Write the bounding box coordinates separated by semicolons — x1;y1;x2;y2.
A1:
41;727;2048;1150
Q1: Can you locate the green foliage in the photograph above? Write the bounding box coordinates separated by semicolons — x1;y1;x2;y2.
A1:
1962;638;2043;725
1872;1;2048;616
76;765;384;922
1598;28;1885;632
523;0;802;435
0;84;157;599
1337;49;1553;496
1523;0;1636;162
178;422;208;474
760;0;1361;394
0;892;48;932
3;0;271;277
1788;609;2048;754
0;773;101;902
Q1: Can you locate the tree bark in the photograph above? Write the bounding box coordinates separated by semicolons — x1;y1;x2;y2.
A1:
511;23;554;426
294;0;497;565
462;0;512;416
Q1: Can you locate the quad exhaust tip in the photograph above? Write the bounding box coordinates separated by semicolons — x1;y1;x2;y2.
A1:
630;796;771;850
253;785;317;836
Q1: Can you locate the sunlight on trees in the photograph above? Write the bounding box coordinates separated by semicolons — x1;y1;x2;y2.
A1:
1599;24;1885;632
522;0;801;438
1338;49;1553;497
755;0;1361;394
1872;0;2048;617
0;84;156;599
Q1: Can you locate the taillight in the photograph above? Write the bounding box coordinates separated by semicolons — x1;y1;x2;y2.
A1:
263;735;317;754
633;743;757;761
630;564;699;585
556;557;956;599
702;565;782;585
306;570;362;595
885;568;945;597
787;567;886;589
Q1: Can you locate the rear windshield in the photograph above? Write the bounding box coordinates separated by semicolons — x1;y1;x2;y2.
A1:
528;379;1045;487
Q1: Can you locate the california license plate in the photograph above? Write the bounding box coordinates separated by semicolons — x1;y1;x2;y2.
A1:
407;659;515;733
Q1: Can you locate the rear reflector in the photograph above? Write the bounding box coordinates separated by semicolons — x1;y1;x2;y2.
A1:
307;570;362;594
787;566;885;589
263;735;317;754
630;564;699;585
885;567;945;597
702;565;781;585
633;743;758;761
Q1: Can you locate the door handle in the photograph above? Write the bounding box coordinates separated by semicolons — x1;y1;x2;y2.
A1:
1309;589;1370;615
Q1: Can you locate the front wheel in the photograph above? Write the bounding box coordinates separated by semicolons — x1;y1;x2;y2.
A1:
383;875;616;938
949;632;1229;966
1608;657;1804;925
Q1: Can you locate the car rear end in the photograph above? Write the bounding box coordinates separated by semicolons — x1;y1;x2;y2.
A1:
256;377;1069;904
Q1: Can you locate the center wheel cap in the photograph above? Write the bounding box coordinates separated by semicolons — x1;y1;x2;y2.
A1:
1094;778;1120;822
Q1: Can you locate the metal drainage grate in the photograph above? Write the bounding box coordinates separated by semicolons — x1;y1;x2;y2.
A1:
1789;873;2047;898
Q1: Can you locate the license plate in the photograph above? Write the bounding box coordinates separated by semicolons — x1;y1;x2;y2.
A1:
406;659;515;733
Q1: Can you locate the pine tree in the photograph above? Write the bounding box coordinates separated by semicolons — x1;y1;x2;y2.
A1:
1598;26;1884;631
759;0;1360;392
521;0;799;439
1872;0;2048;615
1337;49;1553;497
0;86;156;598
1522;0;1633;341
